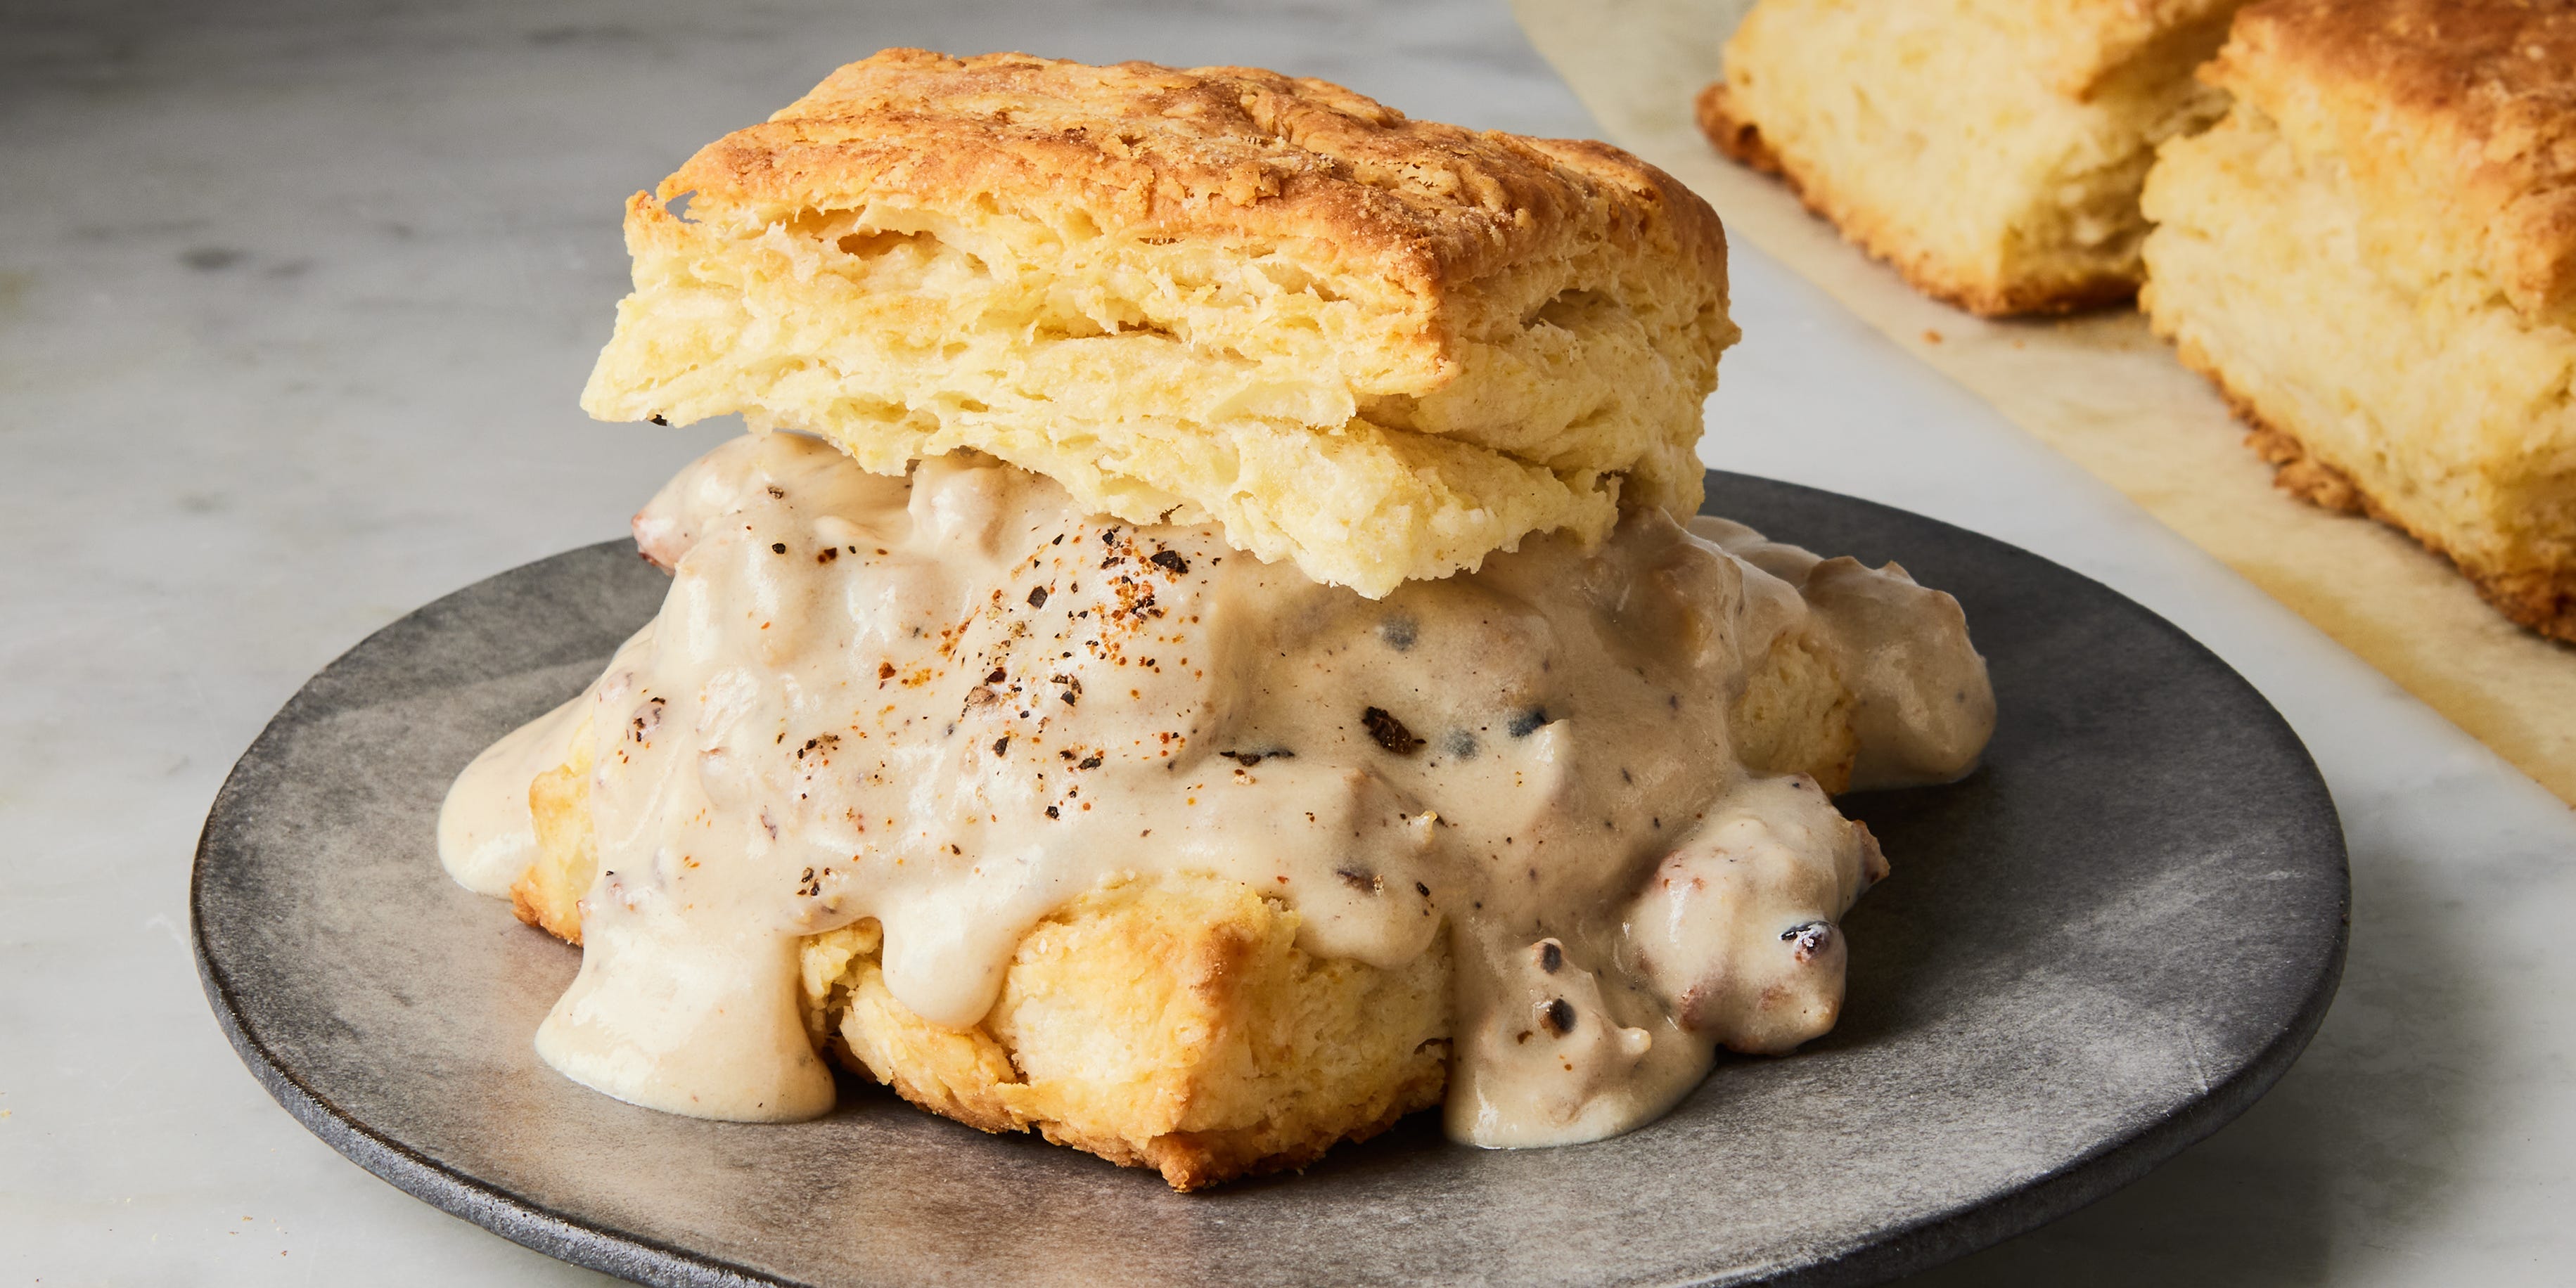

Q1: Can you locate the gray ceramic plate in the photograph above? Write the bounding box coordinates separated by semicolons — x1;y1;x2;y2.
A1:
194;471;2347;1287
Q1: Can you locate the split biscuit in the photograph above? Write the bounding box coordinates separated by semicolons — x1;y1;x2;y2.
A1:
2140;0;2576;641
582;49;1738;597
1700;0;2243;316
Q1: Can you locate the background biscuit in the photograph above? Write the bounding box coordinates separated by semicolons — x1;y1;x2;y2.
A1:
2142;0;2576;640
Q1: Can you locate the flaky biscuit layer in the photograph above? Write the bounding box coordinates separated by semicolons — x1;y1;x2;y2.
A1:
2142;98;2576;642
582;49;1736;595
2208;0;2576;330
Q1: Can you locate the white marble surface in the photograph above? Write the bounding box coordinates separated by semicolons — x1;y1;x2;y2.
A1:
2;1;2569;1284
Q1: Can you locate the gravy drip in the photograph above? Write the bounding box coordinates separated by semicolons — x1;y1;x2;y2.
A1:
440;433;1994;1144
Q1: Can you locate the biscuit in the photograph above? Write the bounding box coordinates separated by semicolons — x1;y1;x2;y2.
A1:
2141;0;2576;641
801;878;1453;1192
527;766;1449;1189
581;49;1738;596
1702;0;2243;316
1731;623;1858;793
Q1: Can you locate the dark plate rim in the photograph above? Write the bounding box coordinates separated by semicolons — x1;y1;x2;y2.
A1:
193;470;2350;1287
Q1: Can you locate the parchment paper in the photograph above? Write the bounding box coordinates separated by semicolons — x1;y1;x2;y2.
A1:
1515;0;2576;806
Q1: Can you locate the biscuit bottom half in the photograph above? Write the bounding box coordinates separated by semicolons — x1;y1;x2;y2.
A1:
2142;103;2576;643
507;619;1868;1190
521;726;1448;1190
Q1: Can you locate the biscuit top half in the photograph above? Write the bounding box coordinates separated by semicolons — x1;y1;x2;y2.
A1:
583;49;1737;597
2211;0;2576;326
688;49;1731;334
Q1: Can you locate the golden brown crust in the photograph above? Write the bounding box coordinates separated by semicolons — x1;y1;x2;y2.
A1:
514;717;595;944
2174;333;2576;643
1695;82;1781;176
665;49;1728;363
2212;0;2576;324
1693;80;2138;318
1138;1069;1443;1192
2240;420;2367;518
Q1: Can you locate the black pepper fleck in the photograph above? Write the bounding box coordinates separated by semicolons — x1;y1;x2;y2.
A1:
770;542;788;555
1361;707;1424;755
1149;549;1189;575
1542;998;1576;1036
1027;586;1049;608
1538;940;1563;973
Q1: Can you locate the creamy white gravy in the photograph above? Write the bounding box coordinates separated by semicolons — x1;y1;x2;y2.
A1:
440;432;1994;1145
439;691;590;898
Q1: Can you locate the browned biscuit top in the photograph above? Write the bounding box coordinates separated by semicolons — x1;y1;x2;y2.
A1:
658;48;1726;319
2213;0;2576;321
